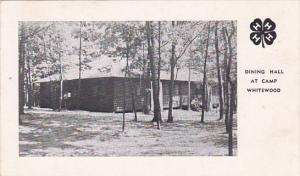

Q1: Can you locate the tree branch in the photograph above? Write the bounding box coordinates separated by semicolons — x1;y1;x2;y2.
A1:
23;23;54;41
176;33;201;61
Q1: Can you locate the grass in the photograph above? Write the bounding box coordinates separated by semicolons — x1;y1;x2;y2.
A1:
19;108;237;156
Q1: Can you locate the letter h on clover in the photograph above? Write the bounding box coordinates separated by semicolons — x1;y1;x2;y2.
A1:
250;18;277;48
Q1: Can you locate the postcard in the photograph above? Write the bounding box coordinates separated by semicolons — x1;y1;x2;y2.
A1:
0;1;299;176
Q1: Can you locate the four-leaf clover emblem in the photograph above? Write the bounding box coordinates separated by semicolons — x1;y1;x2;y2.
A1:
250;18;277;48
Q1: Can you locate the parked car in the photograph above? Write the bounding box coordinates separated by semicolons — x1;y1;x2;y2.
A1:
190;98;203;111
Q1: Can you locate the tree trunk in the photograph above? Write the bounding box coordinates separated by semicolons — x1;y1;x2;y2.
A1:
224;22;235;132
122;43;130;132
42;34;54;110
167;44;175;123
222;21;236;155
145;65;151;113
122;75;126;132
222;26;230;132
152;21;162;127
157;21;162;86
205;84;210;112
122;76;126;132
214;22;224;120
77;21;83;109
188;68;191;110
130;78;138;122
200;77;207;123
142;43;150;114
59;70;63;111
146;21;161;128
167;21;176;123
58;39;63;112
200;22;211;123
132;90;137;122
19;22;25;124
157;21;163;115
208;87;212;111
25;63;29;107
228;81;236;156
26;52;33;109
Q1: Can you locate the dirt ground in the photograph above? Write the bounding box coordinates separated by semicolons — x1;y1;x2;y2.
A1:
19;108;237;156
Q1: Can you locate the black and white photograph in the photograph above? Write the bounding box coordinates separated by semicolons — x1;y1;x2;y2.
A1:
18;21;237;156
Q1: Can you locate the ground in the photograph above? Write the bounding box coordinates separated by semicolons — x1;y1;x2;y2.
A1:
19;108;237;156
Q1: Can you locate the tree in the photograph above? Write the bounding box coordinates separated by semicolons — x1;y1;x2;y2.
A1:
130;77;138;122
141;43;151;114
122;43;129;132
77;22;83;109
200;22;211;123
167;21;176;123
19;22;53;123
42;27;66;111
23;30;50;109
222;21;236;133
225;21;236;155
146;21;161;129
24;40;39;109
42;22;69;111
166;22;203;122
214;21;224;120
70;21;102;109
100;22;146;130
19;22;26;124
153;21;162;125
228;81;236;156
57;38;64;111
215;21;237;154
157;21;162;100
222;25;229;131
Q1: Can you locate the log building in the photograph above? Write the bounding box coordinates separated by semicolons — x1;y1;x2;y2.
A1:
36;57;219;112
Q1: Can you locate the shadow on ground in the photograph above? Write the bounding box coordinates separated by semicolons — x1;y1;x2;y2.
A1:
19;109;237;156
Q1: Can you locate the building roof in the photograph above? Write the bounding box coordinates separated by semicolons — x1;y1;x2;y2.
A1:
36;55;204;83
